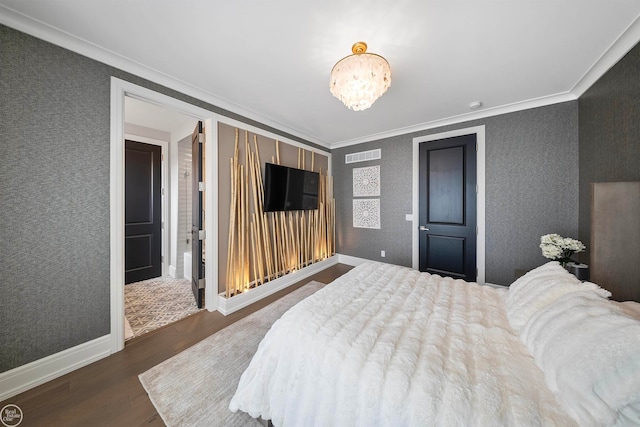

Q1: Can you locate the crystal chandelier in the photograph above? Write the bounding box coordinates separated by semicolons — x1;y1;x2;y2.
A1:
330;42;391;111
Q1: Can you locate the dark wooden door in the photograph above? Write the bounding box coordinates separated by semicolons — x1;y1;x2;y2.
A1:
419;134;477;281
125;140;162;284
191;122;205;308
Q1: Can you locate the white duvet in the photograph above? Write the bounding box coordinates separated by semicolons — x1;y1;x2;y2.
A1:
229;262;576;426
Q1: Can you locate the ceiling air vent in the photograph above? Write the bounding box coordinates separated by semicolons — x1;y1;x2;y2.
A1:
345;148;381;164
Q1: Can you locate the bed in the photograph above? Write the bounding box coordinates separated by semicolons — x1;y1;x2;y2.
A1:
229;261;640;426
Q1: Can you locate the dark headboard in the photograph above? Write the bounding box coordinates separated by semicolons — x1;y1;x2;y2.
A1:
591;182;640;302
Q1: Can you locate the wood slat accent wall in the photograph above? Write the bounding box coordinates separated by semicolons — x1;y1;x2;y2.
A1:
222;126;334;297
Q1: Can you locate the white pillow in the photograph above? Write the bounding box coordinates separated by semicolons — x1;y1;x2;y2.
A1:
520;291;640;426
505;261;611;333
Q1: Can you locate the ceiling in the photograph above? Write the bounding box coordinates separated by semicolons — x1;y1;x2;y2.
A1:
2;1;640;148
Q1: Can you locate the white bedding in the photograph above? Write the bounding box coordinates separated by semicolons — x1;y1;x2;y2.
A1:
229;262;576;426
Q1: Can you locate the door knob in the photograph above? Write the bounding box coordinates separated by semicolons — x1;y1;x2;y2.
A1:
419;226;430;231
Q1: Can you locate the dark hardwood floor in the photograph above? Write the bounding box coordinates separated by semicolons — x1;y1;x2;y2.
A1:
1;264;353;427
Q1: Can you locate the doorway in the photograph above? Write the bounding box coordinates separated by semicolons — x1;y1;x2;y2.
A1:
412;126;486;284
111;78;218;352
123;101;204;338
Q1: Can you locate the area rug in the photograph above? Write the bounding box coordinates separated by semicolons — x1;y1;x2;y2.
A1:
138;281;325;427
125;277;201;339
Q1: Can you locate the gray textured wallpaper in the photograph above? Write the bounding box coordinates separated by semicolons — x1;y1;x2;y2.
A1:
334;102;580;286
578;40;640;260
0;25;112;372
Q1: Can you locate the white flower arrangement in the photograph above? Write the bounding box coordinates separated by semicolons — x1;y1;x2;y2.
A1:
540;234;586;266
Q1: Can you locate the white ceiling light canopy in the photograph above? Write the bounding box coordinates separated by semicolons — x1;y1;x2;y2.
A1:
330;41;392;112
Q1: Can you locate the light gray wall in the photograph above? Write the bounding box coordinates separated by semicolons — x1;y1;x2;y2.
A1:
0;24;321;373
578;40;640;261
334;142;414;267
333;101;580;286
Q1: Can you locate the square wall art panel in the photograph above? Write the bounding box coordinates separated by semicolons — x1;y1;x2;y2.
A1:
353;198;381;229
353;165;380;197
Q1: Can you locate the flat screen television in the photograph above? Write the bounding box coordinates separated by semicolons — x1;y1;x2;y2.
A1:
263;163;319;212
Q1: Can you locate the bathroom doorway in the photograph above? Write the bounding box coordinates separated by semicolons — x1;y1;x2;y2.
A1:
123;96;201;340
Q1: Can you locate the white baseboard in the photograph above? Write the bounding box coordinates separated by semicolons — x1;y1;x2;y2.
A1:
217;255;339;315
0;335;111;402
336;254;373;266
484;282;506;289
169;265;176;278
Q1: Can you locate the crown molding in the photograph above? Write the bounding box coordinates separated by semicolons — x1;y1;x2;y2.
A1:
329;91;577;149
2;4;638;152
0;4;330;150
329;12;640;150
571;13;640;97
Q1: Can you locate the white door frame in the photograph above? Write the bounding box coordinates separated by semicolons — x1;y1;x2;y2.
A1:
412;125;486;284
110;77;219;353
